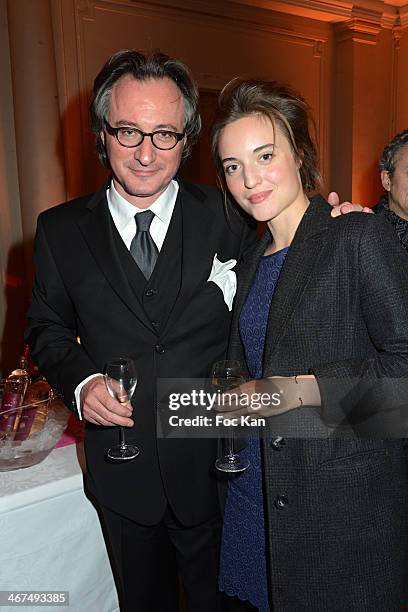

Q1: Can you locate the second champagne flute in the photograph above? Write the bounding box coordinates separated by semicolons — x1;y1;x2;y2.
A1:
212;359;250;473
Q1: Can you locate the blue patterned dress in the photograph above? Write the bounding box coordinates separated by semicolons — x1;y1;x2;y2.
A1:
219;248;288;612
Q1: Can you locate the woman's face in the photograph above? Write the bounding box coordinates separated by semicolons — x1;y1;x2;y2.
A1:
382;144;408;220
218;114;304;224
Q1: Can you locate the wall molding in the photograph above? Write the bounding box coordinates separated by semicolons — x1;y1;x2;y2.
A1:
229;0;403;22
334;17;382;43
398;4;408;26
152;0;407;29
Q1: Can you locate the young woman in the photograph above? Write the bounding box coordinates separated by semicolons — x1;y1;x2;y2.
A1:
211;80;408;612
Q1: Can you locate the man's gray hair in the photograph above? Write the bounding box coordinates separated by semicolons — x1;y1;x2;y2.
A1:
90;49;201;167
379;128;408;176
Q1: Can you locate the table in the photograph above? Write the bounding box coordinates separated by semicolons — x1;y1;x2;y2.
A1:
0;444;119;612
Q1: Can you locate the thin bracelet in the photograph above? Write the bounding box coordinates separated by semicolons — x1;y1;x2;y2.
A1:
293;375;303;407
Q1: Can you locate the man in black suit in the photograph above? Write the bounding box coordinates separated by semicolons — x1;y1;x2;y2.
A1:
25;51;252;612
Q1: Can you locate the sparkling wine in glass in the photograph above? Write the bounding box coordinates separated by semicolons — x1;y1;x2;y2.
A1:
105;357;139;461
212;359;250;473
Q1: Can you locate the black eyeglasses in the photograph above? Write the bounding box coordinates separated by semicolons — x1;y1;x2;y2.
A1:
104;121;185;150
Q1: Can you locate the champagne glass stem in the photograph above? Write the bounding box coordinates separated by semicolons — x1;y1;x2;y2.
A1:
119;426;127;449
224;429;236;457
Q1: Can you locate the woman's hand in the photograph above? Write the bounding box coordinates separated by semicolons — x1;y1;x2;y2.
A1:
214;375;320;419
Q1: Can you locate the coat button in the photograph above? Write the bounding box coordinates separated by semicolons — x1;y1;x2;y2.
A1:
271;436;286;451
145;288;158;297
155;344;165;354
274;495;289;509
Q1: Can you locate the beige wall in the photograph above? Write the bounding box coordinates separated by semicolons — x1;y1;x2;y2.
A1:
1;0;407;373
52;0;333;197
0;0;26;374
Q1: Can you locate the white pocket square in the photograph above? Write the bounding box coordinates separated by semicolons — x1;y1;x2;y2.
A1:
207;253;237;311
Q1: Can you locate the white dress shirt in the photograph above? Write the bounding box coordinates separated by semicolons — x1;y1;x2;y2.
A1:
74;179;179;419
108;179;178;251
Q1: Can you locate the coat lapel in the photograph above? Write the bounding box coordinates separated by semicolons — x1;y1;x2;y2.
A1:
77;182;153;331
230;196;330;373
233;233;270;329
262;196;330;369
227;232;269;375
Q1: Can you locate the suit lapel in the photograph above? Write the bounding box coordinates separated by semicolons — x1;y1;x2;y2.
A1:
263;196;330;369
161;181;218;336
77;182;153;331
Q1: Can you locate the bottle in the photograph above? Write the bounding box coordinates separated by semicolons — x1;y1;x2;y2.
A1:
0;345;31;437
14;378;52;441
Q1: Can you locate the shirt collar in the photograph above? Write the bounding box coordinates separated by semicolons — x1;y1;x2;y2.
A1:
107;179;179;232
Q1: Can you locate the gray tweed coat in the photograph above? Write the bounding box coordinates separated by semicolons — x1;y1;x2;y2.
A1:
228;195;408;611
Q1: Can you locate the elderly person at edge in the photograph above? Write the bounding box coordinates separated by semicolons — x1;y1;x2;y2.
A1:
330;128;408;251
375;128;408;248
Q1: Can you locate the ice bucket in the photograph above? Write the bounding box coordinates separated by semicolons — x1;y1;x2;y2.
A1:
0;396;70;471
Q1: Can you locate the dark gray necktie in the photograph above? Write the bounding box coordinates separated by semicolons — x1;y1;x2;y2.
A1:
130;210;159;279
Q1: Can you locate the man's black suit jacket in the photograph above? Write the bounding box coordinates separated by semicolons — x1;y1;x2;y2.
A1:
25;179;253;526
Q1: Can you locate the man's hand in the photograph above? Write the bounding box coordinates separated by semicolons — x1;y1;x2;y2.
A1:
327;191;373;217
80;375;134;426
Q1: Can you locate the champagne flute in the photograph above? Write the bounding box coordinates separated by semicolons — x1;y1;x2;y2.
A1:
212;359;250;473
105;357;139;461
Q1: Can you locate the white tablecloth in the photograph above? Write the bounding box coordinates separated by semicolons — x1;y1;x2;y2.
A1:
0;444;119;612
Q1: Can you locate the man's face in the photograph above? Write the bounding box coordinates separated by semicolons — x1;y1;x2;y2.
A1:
382;144;408;220
102;75;186;208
